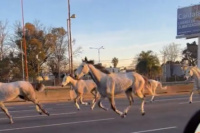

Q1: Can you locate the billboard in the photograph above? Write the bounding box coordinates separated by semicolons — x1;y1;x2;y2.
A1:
177;4;200;38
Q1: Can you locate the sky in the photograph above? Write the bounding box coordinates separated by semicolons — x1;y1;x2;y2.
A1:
1;0;200;68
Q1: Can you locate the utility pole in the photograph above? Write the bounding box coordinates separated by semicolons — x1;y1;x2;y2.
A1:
67;0;75;76
21;0;29;81
20;41;24;80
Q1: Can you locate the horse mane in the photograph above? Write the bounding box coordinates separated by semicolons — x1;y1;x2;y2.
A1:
31;82;45;92
83;59;111;74
93;64;111;74
142;75;151;87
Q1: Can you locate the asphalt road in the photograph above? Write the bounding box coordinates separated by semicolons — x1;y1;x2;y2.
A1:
0;94;199;133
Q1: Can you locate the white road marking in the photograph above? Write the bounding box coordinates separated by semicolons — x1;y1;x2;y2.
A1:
28;105;35;108
153;97;187;102
0;108;53;114
0;112;76;120
0;118;115;132
131;126;177;133
179;101;200;104
0;109;35;114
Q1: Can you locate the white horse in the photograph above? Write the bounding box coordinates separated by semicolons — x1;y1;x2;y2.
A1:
183;66;200;103
74;61;150;117
146;79;167;102
61;74;98;110
0;81;49;124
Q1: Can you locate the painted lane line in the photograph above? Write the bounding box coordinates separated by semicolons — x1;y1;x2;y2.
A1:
0;108;53;114
154;97;188;102
0;112;77;120
0;118;115;132
179;101;200;104
0;109;35;114
131;126;177;133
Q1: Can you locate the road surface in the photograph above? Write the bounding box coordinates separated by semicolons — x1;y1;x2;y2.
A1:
0;94;199;133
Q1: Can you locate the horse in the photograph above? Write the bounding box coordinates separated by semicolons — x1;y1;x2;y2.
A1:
61;74;98;110
74;61;150;117
0;81;49;124
183;66;200;103
146;79;167;102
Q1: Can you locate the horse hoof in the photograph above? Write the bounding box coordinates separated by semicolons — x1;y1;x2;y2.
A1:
10;120;14;124
142;112;145;116
105;108;109;111
46;112;50;116
189;101;192;104
121;112;127;118
121;114;126;118
39;112;42;115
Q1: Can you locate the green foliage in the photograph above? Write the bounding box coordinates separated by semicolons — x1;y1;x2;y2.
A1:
14;22;56;79
136;50;161;78
182;41;197;66
111;57;119;68
46;27;68;78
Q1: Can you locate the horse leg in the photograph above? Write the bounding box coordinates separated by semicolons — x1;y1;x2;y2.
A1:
18;94;43;115
108;95;123;116
97;97;108;111
151;95;155;102
27;97;49;116
74;94;81;110
36;105;42;115
147;86;154;102
150;86;157;102
80;94;89;105
91;93;100;110
122;88;133;117
90;88;97;104
189;90;194;103
136;90;145;116
0;102;13;124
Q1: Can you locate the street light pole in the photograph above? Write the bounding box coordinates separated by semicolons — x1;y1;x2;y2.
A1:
67;0;75;76
20;41;24;80
89;46;104;63
67;18;71;74
21;0;29;81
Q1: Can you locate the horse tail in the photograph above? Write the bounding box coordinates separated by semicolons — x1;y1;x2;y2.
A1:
31;83;45;92
158;81;167;90
142;76;151;96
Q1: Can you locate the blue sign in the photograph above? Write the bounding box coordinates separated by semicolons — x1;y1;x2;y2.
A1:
177;4;200;38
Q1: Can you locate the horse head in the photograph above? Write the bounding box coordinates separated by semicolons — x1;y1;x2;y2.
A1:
61;73;70;87
184;67;193;80
74;62;90;79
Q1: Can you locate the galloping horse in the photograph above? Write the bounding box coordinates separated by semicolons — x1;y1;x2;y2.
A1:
146;79;167;102
0;81;49;124
61;74;98;110
74;61;150;117
183;66;200;103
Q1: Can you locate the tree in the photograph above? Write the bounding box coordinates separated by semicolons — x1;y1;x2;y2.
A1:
0;20;8;60
47;28;82;80
111;57;119;68
160;43;181;62
13;22;55;79
182;41;197;66
135;50;161;78
47;27;67;79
